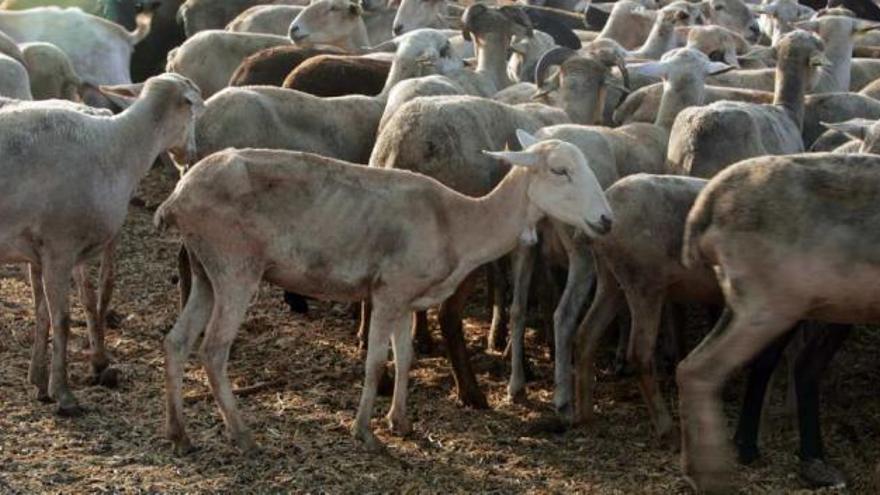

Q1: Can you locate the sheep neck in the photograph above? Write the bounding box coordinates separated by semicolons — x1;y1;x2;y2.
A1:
452;166;540;267
634;21;676;59
475;32;513;91
816;32;853;92
335;22;371;53
110;93;178;194
655;74;706;129
562;82;606;125
773;56;809;130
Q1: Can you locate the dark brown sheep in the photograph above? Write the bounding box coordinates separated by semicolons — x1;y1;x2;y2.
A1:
228;45;344;87
282;54;391;96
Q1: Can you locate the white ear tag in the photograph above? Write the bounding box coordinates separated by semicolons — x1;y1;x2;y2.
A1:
519;225;538;246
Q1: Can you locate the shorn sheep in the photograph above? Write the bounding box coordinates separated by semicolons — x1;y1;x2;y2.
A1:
679;152;880;492
154;132;614;453
0;73;203;415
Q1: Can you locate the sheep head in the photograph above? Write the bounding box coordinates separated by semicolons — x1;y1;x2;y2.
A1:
483;130;614;240
289;0;365;47
461;4;533;44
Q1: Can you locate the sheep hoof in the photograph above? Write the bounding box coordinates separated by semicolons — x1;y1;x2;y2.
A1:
352;425;384;453
233;432;259;455
171;437;198;457
55;401;84;418
507;388;527;405
682;455;734;494
736;443;761;465
387;415;412;437
799;459;846;489
657;427;680;452
34;388;52;403
93;367;121;389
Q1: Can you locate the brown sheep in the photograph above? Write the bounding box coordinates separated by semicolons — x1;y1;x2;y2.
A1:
228;45;344;87
282;54;391;96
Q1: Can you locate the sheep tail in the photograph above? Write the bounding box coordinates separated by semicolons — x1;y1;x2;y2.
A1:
153;195;179;235
681;193;714;269
127;2;158;45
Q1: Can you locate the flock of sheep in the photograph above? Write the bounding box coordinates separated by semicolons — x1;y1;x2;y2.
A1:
1;0;880;491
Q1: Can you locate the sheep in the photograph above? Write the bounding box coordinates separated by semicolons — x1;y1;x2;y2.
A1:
753;0;815;45
819;118;880;154
667;30;824;179
677;152;880;492
19;42;80;101
519;6;584;49
166;31;291;98
0;5;154;88
226;5;304;35
391;0;458;35
194;29;463;165
0;73;203;416
504;48;730;418
282;54;391;96
593;0;663;50
626;2;705;60
227;45;344;87
177;0;306;37
288;0;397;51
685;25;750;68
154;133;614;453
370;95;570;406
571;173;850;489
0;53;32;99
507;30;558;83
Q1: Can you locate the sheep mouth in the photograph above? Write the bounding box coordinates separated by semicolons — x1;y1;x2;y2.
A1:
586;219;612;236
290;33;310;43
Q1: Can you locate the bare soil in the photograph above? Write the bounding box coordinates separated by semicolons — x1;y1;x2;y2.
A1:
1;165;878;494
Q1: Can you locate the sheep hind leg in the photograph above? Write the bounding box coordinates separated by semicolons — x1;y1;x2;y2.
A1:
164;252;214;456
677;306;797;494
198;266;262;453
41;253;79;416
794;323;850;489
73;264;114;388
438;272;488;409
625;288;674;448
27;263;51;402
733;326;796;465
507;243;537;404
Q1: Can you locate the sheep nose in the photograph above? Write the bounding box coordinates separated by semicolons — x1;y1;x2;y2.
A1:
600;215;613;234
392;24;403;36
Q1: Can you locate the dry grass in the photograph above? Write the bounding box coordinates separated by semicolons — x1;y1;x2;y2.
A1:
1;165;878;494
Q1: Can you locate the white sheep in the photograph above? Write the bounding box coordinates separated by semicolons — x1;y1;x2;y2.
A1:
154;132;614;453
0;73;203;415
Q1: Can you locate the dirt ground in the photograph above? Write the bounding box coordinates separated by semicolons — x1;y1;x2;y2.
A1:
1;164;878;494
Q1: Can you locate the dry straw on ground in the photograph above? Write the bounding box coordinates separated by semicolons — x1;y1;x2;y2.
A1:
0;165;878;493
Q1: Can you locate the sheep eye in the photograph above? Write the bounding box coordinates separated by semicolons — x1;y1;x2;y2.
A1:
713;4;724;10
550;168;569;177
439;44;450;57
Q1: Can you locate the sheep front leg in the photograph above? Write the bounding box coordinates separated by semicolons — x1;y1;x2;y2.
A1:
353;302;398;450
438;273;488;409
552;234;594;424
164;253;214;456
507;243;536;404
487;259;510;352
41;254;79;416
27;263;51;402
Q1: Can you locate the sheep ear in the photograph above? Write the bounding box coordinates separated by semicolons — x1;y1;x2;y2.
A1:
98;82;144;108
515;129;540;149
796;5;815;20
365;38;397;52
482;149;540;168
589;2;616;14
705;61;734;75
627;61;668;79
749;4;774;16
793;20;819;32
820;119;874;141
854;20;880;34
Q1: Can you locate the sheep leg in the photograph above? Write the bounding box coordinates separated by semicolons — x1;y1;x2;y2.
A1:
164;253;213;456
177;245;192;311
42;253;79;416
573;258;623;425
487;259;510;352
97;241;115;330
27;263;51;402
358;300;371;352
199;268;261;453
794;323;850;488
677;306;797;493
353;302;399;450
74;265;111;384
552;233;595;423
386;310;416;436
733;327;796;465
413;310;433;355
626;288;676;446
507;243;537;404
438;273;488;409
